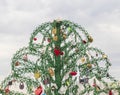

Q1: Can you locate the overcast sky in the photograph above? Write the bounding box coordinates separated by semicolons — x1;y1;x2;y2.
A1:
0;0;120;82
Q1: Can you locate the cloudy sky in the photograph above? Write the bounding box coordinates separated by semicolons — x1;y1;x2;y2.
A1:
0;0;120;82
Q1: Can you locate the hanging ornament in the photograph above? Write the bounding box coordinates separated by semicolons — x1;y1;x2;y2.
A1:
19;82;24;90
35;86;43;95
48;68;54;76
79;78;84;83
102;54;107;59
96;53;98;56
80;57;86;63
66;81;70;86
8;81;12;86
53;36;58;41
34;72;41;79
87;63;92;69
106;73;110;77
88;36;93;43
68;27;72;32
5;87;10;94
47;38;51;42
79;77;89;84
60;51;64;55
109;90;112;95
54;48;61;56
70;71;77;76
93;83;96;87
15;61;20;66
42;93;46;95
33;37;37;41
43;78;50;85
51;86;56;91
82;40;87;44
75;48;79;52
63;34;67;39
23;54;28;61
52;28;57;35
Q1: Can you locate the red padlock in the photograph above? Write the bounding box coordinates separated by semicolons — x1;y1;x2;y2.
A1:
35;86;43;95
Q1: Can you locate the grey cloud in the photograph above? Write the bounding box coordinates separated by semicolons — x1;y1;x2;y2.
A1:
0;0;120;79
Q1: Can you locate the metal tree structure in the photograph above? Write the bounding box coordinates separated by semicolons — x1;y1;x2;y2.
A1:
0;20;120;95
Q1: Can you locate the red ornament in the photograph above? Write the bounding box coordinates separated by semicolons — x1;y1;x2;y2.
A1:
33;38;37;41
109;90;112;95
5;87;10;93
53;47;63;56
47;38;51;42
60;52;64;55
82;40;87;44
35;86;43;95
54;48;61;56
93;84;96;87
15;61;20;66
70;71;77;76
